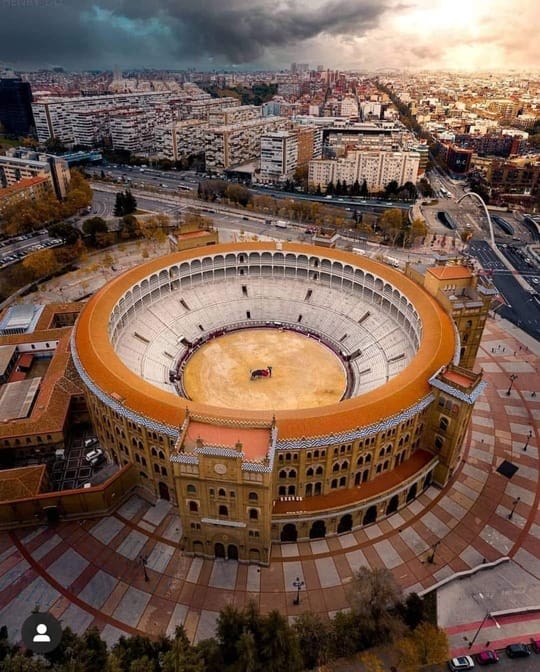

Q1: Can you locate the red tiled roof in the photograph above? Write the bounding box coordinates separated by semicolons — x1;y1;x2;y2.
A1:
428;266;473;280
74;243;456;439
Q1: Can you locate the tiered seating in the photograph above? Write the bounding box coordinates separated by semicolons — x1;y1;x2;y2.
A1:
113;275;419;398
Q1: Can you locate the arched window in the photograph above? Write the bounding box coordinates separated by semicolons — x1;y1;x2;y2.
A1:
440;416;449;431
339;476;346;486
365;454;371;463
249;508;258;520
435;436;444;450
376;464;382;474
331;479;338;489
285;452;292;461
248;491;258;501
357;456;363;466
341;461;349;470
379;448;385;458
218;488;226;497
279;469;287;479
154;464;160;473
218;505;228;517
316;466;324;475
278;486;286;496
188;501;198;512
151;447;157;457
306;467;314;477
187;484;196;494
289;469;297;479
287;485;296;495
383;460;389;470
314;450;320;458
305;483;313;496
158;450;165;460
332;463;340;472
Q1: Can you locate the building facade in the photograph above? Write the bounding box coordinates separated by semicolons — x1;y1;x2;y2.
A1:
0;74;34;137
72;243;492;565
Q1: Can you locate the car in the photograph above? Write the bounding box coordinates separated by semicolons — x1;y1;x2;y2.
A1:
505;643;530;658
530;638;540;653
84;437;98;448
532;278;539;284
85;448;105;466
448;655;475;670
476;650;499;665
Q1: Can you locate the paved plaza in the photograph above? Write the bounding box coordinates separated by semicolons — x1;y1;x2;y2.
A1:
0;317;538;654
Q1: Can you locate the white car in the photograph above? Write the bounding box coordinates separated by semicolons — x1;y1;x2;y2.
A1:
448;656;475;671
85;448;105;466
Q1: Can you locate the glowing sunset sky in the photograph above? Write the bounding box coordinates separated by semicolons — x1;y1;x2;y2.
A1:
0;0;538;71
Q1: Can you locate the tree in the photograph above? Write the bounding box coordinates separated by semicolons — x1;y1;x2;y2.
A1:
360;179;369;198
83;216;108;245
397;592;426;630
330;610;358;659
48;222;81;245
396;622;449;672
358;651;386;672
236;630;258;672
161;627;203;672
378;209;405;246
22;248;60;280
216;605;247;666
348;566;404;646
352;179;361;196
293;612;330;670
384;180;399;196
326;181;335;195
225;183;252;207
259;610;301;672
119;214;138;239
123;189;137;215
114;192;125;217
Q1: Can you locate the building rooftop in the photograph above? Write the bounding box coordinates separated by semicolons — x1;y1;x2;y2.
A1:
428;265;474;281
0;465;46;502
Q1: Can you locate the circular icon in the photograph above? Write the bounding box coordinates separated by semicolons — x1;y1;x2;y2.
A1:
214;463;227;475
21;611;62;654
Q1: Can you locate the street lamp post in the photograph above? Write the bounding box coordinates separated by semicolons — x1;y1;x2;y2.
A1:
427;540;440;564
292;577;305;605
506;374;518;396
508;497;520;520
523;430;532;452
467;612;501;649
139;555;149;582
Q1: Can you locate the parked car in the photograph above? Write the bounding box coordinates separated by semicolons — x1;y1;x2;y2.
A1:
505;643;530;658
84;437;98;448
448;656;475;671
531;638;540;653
476;650;499;665
85;448;105;466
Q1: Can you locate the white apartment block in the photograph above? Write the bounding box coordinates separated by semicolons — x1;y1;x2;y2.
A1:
109;110;156;154
156;119;208;161
308;148;420;192
260;131;298;182
178;97;239;120
31;91;192;146
205;117;289;171
207;105;261;126
340;96;359;118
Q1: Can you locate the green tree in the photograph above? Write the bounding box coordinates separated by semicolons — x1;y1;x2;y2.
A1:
352;179;361;196
378;209;405;246
397;591;426;630
161;627;203;672
83;216;108;245
330;610;358;659
123;189;137;215
293;611;330;670
216;605;246;666
384;180;399;196
48;222;81;245
119;213;138;239
326;181;335;195
360;179;369;198
236;629;258;672
113;192;125;217
259;610;301;672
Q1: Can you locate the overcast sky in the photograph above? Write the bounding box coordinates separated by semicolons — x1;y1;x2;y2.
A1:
0;0;539;72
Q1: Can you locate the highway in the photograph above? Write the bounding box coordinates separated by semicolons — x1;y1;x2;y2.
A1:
468;240;540;339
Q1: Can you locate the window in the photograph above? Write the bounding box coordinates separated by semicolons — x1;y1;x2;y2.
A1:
331;479;338;489
339;476;346;487
154;464;160;473
160;466;167;476
279;470;287;479
189;501;198;512
187;484;196;494
230;491;235;498
435;436;444;450
249;508;258;520
315;466;323;475
218;505;228;517
306;467;314;477
218;488;226;497
248;492;258;501
440;416;449;431
278;486;286;496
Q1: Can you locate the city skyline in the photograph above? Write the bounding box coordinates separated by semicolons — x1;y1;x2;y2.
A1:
0;0;539;72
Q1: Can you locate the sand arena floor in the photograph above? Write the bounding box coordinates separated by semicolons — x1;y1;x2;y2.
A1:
182;328;347;411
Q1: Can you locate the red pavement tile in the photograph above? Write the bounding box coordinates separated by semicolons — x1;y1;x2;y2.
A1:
138;595;175;634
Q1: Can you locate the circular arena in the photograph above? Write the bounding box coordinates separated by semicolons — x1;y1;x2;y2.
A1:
73;242;462;564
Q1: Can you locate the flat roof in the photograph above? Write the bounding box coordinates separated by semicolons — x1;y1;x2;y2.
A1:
184;420;270;462
0;377;41;421
73;242;455;440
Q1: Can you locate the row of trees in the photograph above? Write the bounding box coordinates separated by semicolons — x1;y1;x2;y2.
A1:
313;179;418;201
0;568;448;672
0;170;92;237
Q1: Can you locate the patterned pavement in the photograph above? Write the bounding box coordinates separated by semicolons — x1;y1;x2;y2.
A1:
0;317;538;650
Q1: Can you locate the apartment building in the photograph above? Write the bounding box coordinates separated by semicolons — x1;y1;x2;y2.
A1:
156;119;208;161
178;97;239;120
308;148;420;192
205;116;289;172
0;176;52;210
260;131;298;182
31;91;190;145
109;110;156;154
0;149;70;199
207;105;261;126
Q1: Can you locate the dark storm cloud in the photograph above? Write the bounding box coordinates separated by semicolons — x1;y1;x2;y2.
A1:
0;0;392;69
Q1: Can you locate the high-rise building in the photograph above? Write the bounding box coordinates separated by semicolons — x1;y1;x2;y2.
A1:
260;131;298;182
0;149;71;199
0;73;34;137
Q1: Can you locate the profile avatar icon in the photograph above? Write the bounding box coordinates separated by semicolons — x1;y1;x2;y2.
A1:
33;623;51;643
21;611;62;653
